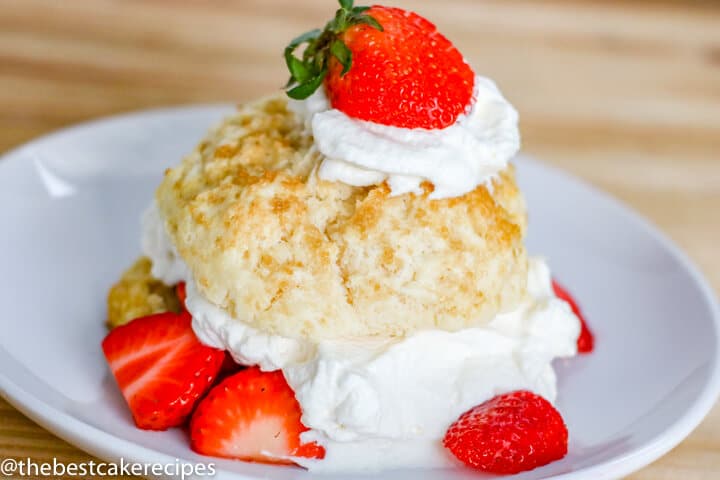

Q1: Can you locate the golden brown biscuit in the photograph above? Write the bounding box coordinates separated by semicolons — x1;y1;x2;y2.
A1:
155;95;529;340
107;257;180;329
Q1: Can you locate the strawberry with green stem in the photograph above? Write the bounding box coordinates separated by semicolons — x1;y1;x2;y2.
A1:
285;0;475;129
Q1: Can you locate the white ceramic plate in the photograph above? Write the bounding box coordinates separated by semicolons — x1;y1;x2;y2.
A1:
1;106;719;480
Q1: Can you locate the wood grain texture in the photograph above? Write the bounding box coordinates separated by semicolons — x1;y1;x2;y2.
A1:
0;0;718;478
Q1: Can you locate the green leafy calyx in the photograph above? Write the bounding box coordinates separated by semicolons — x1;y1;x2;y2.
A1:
284;0;383;100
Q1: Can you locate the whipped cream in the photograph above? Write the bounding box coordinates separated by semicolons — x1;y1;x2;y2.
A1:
189;257;579;472
142;202;580;472
288;75;520;199
140;204;188;285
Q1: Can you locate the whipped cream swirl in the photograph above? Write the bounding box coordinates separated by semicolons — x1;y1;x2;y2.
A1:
289;75;520;199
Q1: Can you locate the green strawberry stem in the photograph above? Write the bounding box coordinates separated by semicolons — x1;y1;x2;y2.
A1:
284;0;382;100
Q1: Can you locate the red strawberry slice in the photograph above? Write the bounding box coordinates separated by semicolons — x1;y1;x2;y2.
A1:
552;280;594;353
176;281;187;310
443;390;568;474
190;367;325;464
284;1;474;129
101;311;225;430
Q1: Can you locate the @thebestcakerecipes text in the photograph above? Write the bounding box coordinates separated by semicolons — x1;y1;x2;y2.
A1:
0;456;216;479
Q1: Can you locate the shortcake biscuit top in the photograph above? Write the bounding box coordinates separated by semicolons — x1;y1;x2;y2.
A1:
156;95;528;340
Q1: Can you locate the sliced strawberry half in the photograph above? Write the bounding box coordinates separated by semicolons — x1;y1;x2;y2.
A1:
190;367;325;464
101;311;225;430
552;280;595;353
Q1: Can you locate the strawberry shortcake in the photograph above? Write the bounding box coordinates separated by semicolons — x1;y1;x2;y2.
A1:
103;1;593;474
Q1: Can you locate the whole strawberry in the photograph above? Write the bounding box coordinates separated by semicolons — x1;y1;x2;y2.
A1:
284;0;474;129
443;390;569;474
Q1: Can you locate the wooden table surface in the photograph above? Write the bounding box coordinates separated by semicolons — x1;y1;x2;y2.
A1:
1;0;718;478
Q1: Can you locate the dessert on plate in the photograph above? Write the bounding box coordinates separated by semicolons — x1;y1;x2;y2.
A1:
102;1;594;474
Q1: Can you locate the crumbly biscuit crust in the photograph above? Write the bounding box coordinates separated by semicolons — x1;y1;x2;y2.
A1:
155;95;528;340
107;256;181;329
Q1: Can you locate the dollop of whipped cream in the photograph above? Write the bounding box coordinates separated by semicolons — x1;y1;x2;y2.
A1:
142;202;579;472
288;75;520;199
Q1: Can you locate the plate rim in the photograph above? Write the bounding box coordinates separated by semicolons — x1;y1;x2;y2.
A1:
1;105;719;480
